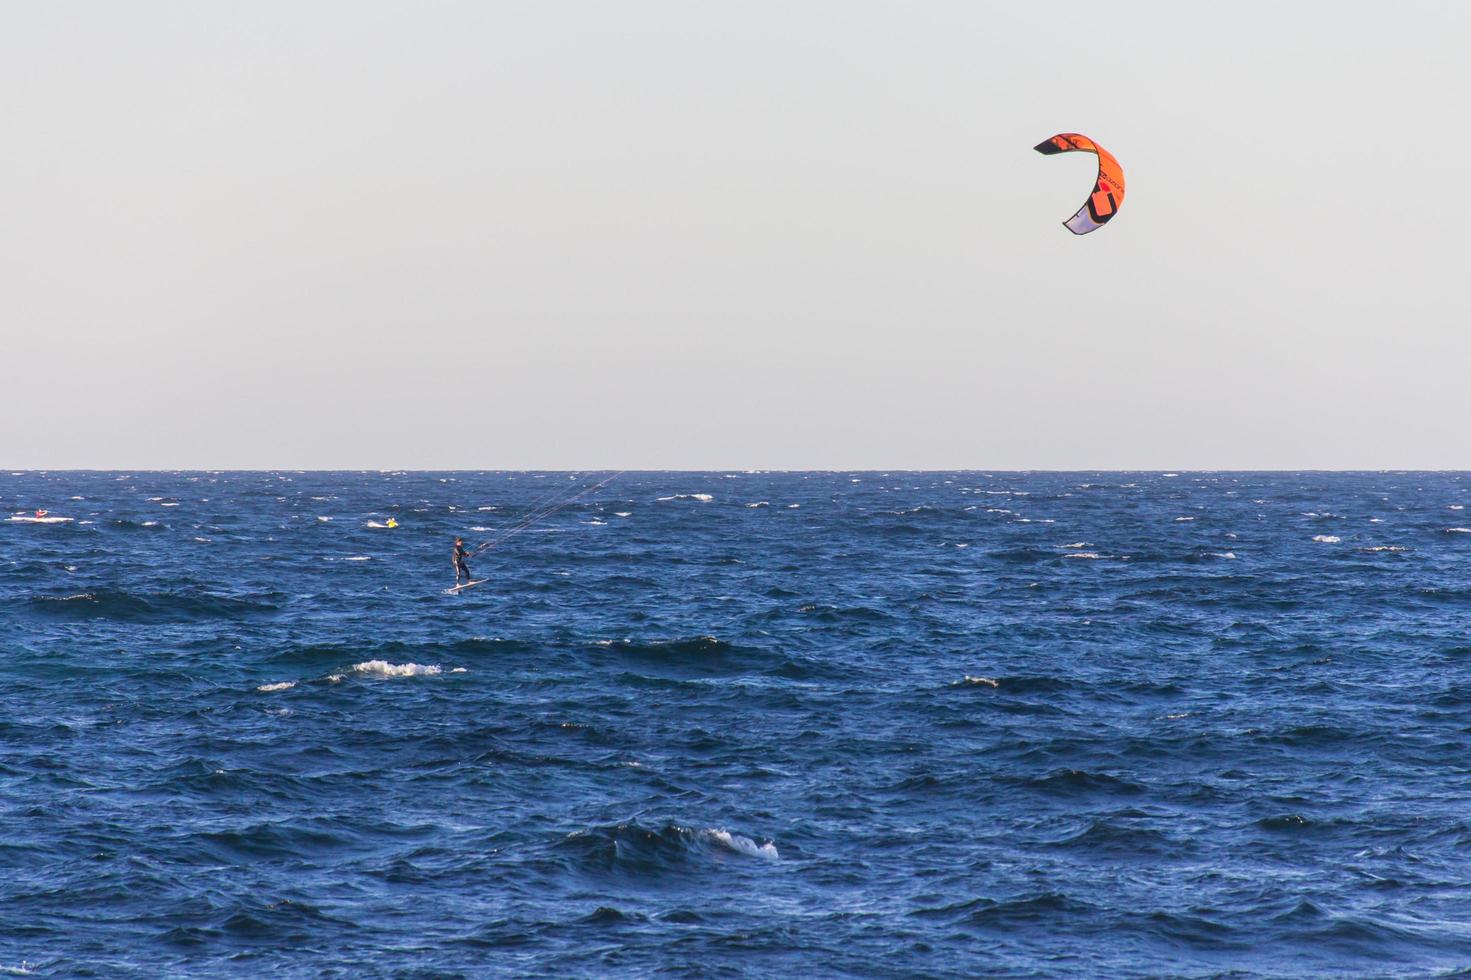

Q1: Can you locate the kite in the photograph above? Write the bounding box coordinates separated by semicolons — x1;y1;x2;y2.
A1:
1034;133;1125;235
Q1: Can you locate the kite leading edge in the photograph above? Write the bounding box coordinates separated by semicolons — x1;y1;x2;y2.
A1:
1034;133;1125;235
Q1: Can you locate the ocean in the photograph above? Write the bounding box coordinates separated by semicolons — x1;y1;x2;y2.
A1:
4;471;1471;977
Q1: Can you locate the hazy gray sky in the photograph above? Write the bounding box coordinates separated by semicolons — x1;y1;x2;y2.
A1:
2;1;1467;469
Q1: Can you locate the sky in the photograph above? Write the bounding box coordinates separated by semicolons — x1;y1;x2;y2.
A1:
2;1;1467;470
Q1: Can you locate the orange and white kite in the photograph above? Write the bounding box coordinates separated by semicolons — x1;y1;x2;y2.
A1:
1034;133;1125;235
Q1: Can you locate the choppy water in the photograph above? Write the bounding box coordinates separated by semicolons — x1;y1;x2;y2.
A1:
4;471;1471;977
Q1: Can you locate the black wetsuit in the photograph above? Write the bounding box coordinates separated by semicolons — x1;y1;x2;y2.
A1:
453;543;472;583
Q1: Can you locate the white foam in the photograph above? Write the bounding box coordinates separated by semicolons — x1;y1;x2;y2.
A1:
614;511;632;517
317;516;333;522
1063;552;1104;559
352;660;442;677
1174;516;1195;522
657;493;714;502
1211;552;1237;559
1448;528;1471;534
747;501;770;508
343;555;372;561
1060;542;1092;549
706;829;778;860
257;681;296;693
1312;535;1341;543
956;675;999;687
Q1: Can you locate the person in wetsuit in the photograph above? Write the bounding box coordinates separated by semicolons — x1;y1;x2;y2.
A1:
453;537;473;586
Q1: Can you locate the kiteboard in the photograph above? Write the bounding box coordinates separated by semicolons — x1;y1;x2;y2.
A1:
447;579;488;595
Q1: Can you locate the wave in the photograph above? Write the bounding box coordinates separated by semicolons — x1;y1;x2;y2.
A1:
25;588;281;623
352;660;443;678
656;493;713;502
264;637;537;668
109;518;165;531
552;821;778;875
1019;768;1145;797
593;635;786;677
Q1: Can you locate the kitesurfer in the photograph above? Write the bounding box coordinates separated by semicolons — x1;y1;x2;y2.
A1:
452;537;473;586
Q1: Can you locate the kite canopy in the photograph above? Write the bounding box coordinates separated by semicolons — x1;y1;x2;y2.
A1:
1034;133;1125;235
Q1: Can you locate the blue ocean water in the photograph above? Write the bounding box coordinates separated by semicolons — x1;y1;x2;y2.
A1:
4;471;1471;977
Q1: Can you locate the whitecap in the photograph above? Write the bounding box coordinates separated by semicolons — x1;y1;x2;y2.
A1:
613;511;632;518
1447;528;1471;534
1174;516;1195;522
352;660;442;677
257;681;296;693
317;516;333;522
1063;552;1104;559
1210;552;1237;560
747;501;770;508
955;675;999;687
1312;535;1341;543
1060;542;1092;549
657;493;714;502
343;555;372;561
706;829;778;860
